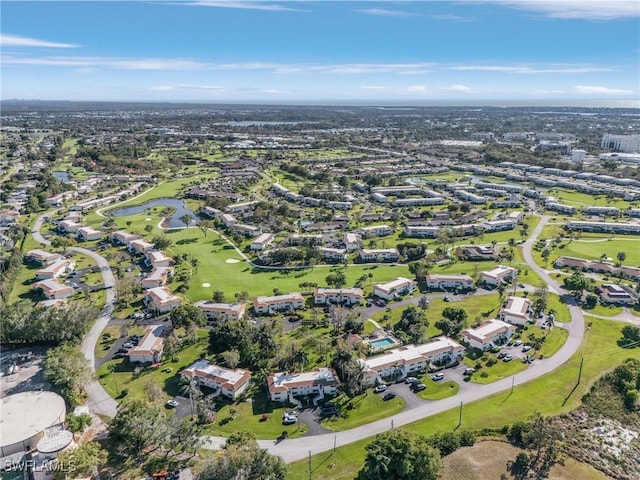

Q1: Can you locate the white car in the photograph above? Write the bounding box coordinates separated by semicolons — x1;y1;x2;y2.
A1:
374;384;388;393
166;399;179;408
282;415;297;425
522;345;532;352
513;340;523;346
431;373;444;381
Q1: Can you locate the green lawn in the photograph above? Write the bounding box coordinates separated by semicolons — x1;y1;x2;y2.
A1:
582;303;624;317
205;390;308;440
320;390;406;432
286;317;635;479
556;238;640;265
416;379;460;401
466;356;528;385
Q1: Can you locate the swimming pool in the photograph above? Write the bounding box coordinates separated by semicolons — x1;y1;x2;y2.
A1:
367;336;400;352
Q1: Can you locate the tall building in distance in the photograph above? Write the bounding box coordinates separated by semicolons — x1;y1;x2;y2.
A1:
601;134;640;153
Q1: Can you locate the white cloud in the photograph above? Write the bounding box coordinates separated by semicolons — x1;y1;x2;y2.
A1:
3;56;211;70
443;84;472;93
491;1;639;20
529;89;567;95
428;14;475;22
182;1;309;12
450;64;613;74
575;85;633;95
356;8;418;17
406;85;429;92
151;83;223;91
0;34;78;48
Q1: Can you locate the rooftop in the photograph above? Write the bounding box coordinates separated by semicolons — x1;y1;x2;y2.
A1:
1;391;66;449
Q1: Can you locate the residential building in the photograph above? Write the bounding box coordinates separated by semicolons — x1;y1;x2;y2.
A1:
253;292;305;315
392;197;445;207
144;287;182;313
404;225;440;238
181;359;251;400
564;221;640;235
250;233;275;251
141;267;174;289
145;250;174;268
358;225;393;238
24;249;61;266
128;238;156;255
483;219;516;232
35;298;67;309
35;259;75;281
288;234;324;246
76;226;102;241
220;213;237;228
58;220;81;233
343;232;360;251
499;296;533;326
195;301;246;322
318;247;348;263
425;274;474;291
598;284;638;305
32;279;73;300
110;230;139;245
314;287;364;306
462;319;517;351
461;245;499;261
373;277;416;300
359;337;464;384
359;248;399;263
233;223;261;237
268;368;339;403
601;134;640;153
128;325;165;364
327;201;353;210
582;206;620;217
481;265;517;287
546;203;576;215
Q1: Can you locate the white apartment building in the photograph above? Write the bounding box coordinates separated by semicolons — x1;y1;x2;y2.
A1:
35;259;75;281
359;248;399;263
25;249;62;266
250;233;275;251
58;220;81;233
32;279;73;300
318;247;348;262
233;223;261;237
141;266;174;289
481;265;517;287
357;225;393;238
359;337;464;384
404;226;440;238
314;287;364;306
110;230;139;245
425;274;474;291
268;368;339;404
181;359;251;400
343;232;360;251
128;239;156;255
143;287;182;313
253;292;305;315
564;221;640;235
373;277;416;301
462;319;517;351
145;250;174;268
128;325;165;364
601;134;640;153
195;301;246;322
499;296;533;326
599;284;638;305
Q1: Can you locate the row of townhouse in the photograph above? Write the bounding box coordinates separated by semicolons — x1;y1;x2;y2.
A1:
404;214;521;238
143;286;182;314
498;296;533;325
564;221;640;235
554;256;640;282
195;301;247;322
359;248;399;263
357;225;394;238
545;202;577;215
598;284;639;306
314;287;364;306
250;233;275;251
128;325;165;364
359;337;465;384
582;206;621;217
253;292;305;315
25;250;75;306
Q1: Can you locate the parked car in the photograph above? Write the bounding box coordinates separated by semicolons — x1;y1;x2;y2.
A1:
513;340;523;346
497;351;507;359
463;368;475;375
113;352;127;359
540;322;549;329
431;373;444;381
503;354;514;362
374;384;388;393
116;348;129;354
166;399;179;408
522;345;532;352
366;301;372;307
443;296;450;302
122;342;134;349
383;392;396;401
282;414;297;425
413;383;426;392
405;376;418;384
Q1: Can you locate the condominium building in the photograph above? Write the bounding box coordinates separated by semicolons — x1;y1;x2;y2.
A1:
143;287;182;313
462;319;517;351
181;359;251;400
24;249;62;266
58;220;81;233
601;134;640;153
250;233;275;251
564;221;640;235
76;226;102;241
253;292;305;315
357;225;393;238
425;274;474;291
314;287;364;306
373;277;416;301
268;368;339;403
145;250;174;268
499;296;533;326
195;301;246;322
359;248;399;263
318;247;348;262
110;230;139;245
35;259;75;281
128;325;165;364
32;279;73;300
598;284;638;305
128;239;156;255
480;265;517;287
141;267;174;289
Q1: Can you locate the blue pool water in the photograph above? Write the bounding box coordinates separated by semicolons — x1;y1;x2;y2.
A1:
369;337;396;350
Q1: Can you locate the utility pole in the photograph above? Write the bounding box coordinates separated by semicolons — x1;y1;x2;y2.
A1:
458;401;463;428
333;435;337;453
308;450;312;480
511;376;515;394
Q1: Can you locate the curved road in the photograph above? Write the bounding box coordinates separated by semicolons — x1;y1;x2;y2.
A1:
32;210;119;417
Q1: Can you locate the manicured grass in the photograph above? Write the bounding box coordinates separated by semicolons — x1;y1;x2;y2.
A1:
467;357;528;385
551;189;635;210
546;294;571;323
582;303;624;317
416;379;460;401
534;326;569;359
95;325;122;358
206;390;307;440
558;238;640;265
321;390;405;432
287;317;634;480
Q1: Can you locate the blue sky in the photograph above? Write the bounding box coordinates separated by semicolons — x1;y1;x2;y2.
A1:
2;1;639;105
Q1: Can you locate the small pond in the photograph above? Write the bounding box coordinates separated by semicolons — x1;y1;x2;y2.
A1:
109;198;200;228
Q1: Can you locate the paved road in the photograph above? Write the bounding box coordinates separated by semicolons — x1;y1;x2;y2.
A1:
32;210;119;417
202;214;587;462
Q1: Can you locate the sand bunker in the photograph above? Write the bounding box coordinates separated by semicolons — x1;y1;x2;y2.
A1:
145;217;152;221
226;258;241;264
202;283;211;288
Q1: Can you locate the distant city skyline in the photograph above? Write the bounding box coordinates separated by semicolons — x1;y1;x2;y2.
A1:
2;1;639;106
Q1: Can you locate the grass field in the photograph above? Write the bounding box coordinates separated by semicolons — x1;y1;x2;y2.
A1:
582;303;624;317
416;378;460;401
320;391;406;431
439;440;610;480
286;317;634;479
556;238;640;265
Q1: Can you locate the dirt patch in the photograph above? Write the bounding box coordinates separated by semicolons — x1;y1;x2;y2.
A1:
440;440;612;480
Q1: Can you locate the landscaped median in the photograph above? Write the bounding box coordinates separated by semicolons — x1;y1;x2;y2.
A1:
416;379;460;401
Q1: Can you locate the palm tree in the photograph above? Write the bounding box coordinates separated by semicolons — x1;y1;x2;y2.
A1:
179;214;194;228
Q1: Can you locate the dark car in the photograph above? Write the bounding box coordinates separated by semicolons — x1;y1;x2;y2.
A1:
113;352;127;358
117;348;129;354
413;383;426;392
383;392;396;401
